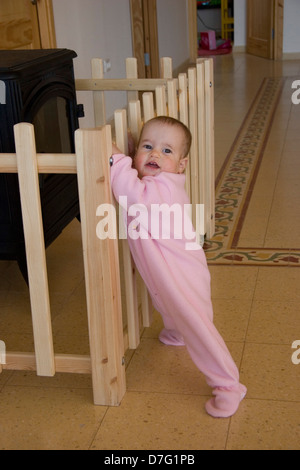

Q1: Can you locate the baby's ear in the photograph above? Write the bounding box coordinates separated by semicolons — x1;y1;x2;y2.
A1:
178;157;188;174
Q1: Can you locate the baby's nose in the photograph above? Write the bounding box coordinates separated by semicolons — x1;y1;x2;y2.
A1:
151;148;160;159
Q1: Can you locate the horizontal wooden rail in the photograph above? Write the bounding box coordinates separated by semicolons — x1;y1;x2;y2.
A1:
3;352;92;374
75;78;172;92
0;153;77;173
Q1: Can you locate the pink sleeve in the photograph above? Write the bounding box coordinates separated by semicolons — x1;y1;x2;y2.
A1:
110;153;175;209
110;154;147;208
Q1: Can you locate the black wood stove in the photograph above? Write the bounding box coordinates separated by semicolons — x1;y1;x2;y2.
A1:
0;49;83;282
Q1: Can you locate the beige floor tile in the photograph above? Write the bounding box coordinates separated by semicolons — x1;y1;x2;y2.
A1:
1;332;34;352
209;266;259;299
246;300;300;344
0;385;106;450
0;370;13;388
227;399;300;450
51;281;90;354
126;338;211;395
142;303;251;344
254;268;300;301
141;309;164;340
0;292;32;336
0;261;28;294
126;337;244;396
91;391;230;450
238;215;269;248
240;343;300;401
46;221;84;295
212;299;252;342
6;370;93;390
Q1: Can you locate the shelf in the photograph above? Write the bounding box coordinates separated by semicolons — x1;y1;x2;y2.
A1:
197;1;221;9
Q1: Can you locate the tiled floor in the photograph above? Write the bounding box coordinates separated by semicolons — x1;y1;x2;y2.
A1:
1;53;300;450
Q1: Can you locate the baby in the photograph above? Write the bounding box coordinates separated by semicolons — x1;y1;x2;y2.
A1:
110;116;246;418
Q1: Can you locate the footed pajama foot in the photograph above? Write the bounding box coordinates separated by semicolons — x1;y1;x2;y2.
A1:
159;328;185;346
205;385;247;418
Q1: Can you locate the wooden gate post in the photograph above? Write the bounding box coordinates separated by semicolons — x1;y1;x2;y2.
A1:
75;126;126;406
14;123;55;377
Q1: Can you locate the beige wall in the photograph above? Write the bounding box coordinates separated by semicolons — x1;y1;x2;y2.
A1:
52;0;190;126
52;0;133;126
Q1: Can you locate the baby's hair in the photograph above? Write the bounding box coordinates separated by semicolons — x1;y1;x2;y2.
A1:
139;116;192;158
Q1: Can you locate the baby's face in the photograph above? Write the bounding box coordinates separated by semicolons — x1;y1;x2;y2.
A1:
134;122;188;178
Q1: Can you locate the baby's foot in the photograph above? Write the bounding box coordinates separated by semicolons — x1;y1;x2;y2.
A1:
205;385;247;418
159;328;185;346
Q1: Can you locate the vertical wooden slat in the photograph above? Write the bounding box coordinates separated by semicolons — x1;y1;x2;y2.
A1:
114;109;140;349
188;68;198;230
75;126;126;405
128;99;143;144
155;85;167;116
126;57;139;102
178;73;190;199
114;108;129;155
139;273;153;328
142;92;155;122
92;58;106;126
160;57;173;79
196;61;206;210
178;74;189;127
0;338;6;373
203;58;215;238
127;101;153;328
167;79;178;119
14;123;55;377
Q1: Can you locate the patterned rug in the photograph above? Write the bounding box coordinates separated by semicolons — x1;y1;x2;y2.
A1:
205;76;300;267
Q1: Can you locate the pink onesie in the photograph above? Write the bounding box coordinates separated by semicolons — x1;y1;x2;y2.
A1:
110;154;246;417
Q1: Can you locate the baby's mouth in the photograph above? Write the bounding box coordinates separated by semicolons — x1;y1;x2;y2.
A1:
146;161;160;169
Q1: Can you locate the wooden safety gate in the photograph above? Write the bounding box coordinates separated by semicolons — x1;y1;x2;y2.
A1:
0;123;126;406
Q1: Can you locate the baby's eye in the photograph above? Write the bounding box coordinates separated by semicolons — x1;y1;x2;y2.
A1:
143;144;152;150
163;148;172;154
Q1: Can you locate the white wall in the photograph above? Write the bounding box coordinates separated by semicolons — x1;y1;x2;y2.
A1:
283;0;300;54
156;0;190;71
233;0;247;48
53;0;190;126
52;0;133;126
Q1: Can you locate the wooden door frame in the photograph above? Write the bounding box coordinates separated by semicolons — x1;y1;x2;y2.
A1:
273;0;284;60
37;0;57;49
188;0;198;63
130;0;159;78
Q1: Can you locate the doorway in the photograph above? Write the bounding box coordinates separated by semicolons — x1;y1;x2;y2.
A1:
247;0;284;60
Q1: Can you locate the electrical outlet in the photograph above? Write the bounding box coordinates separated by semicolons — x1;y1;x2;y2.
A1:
103;59;111;73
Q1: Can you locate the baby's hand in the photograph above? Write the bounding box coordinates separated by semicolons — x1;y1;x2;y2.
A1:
111;131;136;159
127;131;136;158
112;143;122;155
